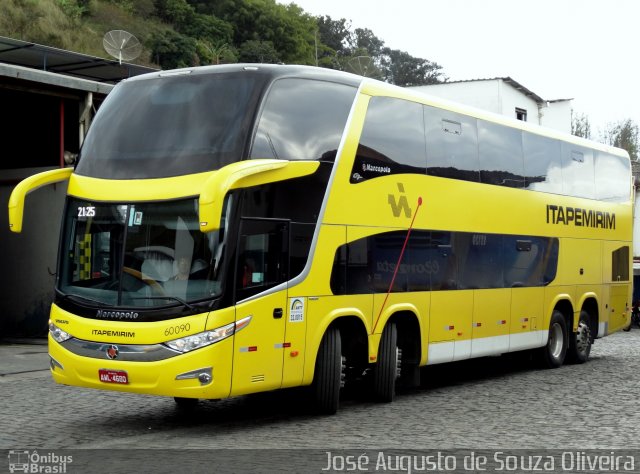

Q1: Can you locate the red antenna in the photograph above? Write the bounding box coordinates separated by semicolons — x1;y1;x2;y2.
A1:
372;196;423;334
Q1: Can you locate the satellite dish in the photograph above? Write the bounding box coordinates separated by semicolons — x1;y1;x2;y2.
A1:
347;56;375;77
103;30;142;64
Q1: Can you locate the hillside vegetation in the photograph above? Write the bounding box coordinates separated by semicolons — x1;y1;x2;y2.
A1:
0;0;445;86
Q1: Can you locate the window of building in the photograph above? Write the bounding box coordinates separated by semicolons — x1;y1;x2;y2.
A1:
515;108;527;122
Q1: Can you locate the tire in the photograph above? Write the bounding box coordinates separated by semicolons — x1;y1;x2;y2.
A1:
372;322;400;403
538;310;568;368
312;327;343;415
567;310;592;364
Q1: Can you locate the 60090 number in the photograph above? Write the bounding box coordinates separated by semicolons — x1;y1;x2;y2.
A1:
164;323;191;337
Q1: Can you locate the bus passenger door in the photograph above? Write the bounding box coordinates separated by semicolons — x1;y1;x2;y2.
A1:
231;218;289;396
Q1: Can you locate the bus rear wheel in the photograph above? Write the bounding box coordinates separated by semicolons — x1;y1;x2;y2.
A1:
312;327;343;415
372;322;401;403
567;310;592;364
538;310;568;368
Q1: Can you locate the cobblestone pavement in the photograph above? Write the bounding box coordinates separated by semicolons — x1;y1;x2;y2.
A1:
1;328;639;454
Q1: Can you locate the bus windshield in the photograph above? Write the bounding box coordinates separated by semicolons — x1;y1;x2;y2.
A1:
75;72;264;179
58;197;230;308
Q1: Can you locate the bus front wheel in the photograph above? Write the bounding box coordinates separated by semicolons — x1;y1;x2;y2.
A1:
372;322;401;403
539;311;568;368
312;327;343;415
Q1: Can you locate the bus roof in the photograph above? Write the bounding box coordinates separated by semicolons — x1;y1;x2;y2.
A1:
124;63;364;88
123;63;629;161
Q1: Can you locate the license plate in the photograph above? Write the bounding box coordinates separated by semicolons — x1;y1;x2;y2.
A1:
99;369;129;385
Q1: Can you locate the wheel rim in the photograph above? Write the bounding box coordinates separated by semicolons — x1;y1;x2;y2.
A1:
575;321;591;355
549;322;564;359
395;347;402;380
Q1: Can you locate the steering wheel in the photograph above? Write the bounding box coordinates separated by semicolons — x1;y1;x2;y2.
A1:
122;267;166;295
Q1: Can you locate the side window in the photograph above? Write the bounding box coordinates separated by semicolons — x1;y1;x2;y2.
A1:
478;120;524;188
429;231;458;290
346;238;372;294
330;245;347;295
331;239;373;296
425;106;480;182
250;78;356;161
458;233;504;289
561;144;595;199
595;152;631;202
612;246;630;282
523;132;563;194
405;231;432;292
351;97;426;183
289;223;315;279
503;236;558;287
330;230;559;294
235;218;289;301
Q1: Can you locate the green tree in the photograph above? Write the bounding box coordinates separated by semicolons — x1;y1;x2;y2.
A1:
179;12;232;42
154;0;192;24
350;28;384;57
238;39;280;63
197;40;236;64
379;48;444;86
203;0;315;64
57;0;90;20
149;29;198;68
571;112;592;139
316;15;350;54
603;119;639;161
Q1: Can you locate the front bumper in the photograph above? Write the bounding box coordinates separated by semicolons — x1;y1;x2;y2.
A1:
49;334;233;399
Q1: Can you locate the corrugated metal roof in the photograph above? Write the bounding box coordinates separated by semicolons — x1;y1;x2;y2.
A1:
0;36;157;84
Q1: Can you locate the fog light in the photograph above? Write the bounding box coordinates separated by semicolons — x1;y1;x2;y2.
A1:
176;367;213;386
198;372;212;384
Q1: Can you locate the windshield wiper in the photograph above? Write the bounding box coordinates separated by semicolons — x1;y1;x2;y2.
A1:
130;296;197;311
59;293;114;307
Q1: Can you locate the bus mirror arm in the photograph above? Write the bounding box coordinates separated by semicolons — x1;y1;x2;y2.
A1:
8;167;73;233
198;159;320;232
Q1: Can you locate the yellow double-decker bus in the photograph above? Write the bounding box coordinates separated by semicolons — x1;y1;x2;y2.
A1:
9;64;632;414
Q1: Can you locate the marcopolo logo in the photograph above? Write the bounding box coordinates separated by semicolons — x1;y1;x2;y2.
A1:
96;309;139;320
8;450;72;473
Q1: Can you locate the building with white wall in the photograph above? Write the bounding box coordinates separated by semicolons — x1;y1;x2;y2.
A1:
412;77;573;134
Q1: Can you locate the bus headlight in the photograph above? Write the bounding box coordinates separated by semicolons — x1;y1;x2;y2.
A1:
49;320;72;343
164;316;251;353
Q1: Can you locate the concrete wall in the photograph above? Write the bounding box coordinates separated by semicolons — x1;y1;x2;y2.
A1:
540;100;572;134
1;168;67;337
413;81;503;114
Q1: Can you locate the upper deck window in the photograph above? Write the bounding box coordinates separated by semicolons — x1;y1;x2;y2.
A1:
350;96;426;183
250;78;357;162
